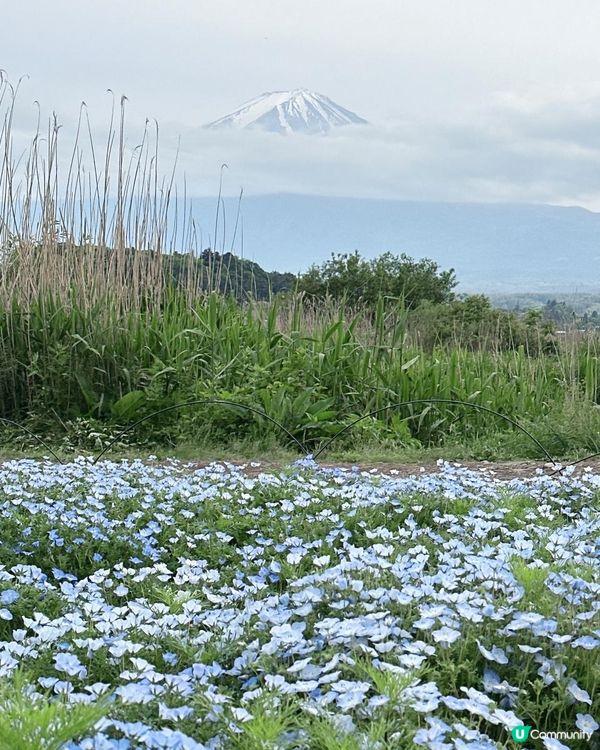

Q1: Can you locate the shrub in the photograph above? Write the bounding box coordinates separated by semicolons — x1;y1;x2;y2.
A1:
297;251;457;308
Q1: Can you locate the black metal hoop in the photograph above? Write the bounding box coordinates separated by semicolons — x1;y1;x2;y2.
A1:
92;399;306;464
2;397;597;476
312;398;555;464
0;417;64;464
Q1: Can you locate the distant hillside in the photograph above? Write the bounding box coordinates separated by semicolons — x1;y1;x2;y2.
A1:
489;292;600;315
19;245;298;301
187;194;600;294
167;250;296;298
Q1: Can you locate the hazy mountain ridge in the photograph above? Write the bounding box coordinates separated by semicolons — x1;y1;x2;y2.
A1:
188;194;600;293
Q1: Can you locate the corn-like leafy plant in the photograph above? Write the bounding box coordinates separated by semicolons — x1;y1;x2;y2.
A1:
0;672;108;750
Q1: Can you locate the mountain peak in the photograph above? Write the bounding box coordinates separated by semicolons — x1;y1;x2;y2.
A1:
205;90;368;134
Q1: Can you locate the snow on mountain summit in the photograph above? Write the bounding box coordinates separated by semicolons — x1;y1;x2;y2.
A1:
205;89;368;134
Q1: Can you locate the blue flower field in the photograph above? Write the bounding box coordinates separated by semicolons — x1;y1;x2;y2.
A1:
0;458;598;749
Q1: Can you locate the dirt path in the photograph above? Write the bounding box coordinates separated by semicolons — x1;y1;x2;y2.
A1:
5;453;596;481
167;457;600;480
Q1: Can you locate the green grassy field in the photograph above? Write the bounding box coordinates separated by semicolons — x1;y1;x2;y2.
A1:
1;289;600;463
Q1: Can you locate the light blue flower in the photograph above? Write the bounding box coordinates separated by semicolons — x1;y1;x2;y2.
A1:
566;678;592;705
432;626;461;645
54;652;87;679
157;703;194;721
576;713;599;733
0;589;19;606
476;639;508;664
541;739;570;750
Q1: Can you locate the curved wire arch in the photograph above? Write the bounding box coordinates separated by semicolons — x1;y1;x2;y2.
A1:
92;399;307;464
312;398;556;463
0;417;64;463
549;450;600;476
2;398;595;475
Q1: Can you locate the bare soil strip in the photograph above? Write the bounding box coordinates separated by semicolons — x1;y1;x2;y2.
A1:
160;458;600;480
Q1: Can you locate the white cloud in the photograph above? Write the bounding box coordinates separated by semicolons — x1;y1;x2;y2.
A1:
152;92;600;210
8;77;600;213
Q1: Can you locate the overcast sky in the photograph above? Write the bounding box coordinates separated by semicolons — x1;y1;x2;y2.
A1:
4;0;600;208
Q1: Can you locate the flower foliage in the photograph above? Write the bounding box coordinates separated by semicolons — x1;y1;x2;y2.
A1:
0;457;597;748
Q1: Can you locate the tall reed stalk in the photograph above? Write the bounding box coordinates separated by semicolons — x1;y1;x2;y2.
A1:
0;73;237;312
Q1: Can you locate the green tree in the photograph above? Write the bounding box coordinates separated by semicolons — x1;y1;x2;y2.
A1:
410;294;556;353
541;299;575;325
297;250;456;308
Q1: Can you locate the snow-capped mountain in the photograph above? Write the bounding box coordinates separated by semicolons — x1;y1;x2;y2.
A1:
205;89;368;134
